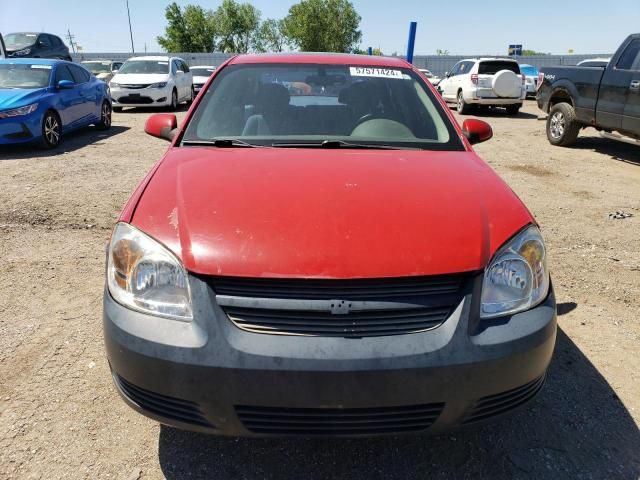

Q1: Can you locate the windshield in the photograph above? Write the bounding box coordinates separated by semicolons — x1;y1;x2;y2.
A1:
520;66;538;76
183;63;462;150
82;62;111;74
191;68;215;77
0;63;51;89
5;32;38;48
117;60;169;75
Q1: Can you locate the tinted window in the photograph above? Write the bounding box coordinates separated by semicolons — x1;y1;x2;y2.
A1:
184;63;464;151
191;68;215;77
478;61;520;75
38;35;51;47
113;62;123;70
181;61;190;73
55;65;75;83
616;40;640;70
449;63;461;76
5;32;38;47
51;35;63;47
69;65;90;83
458;61;473;75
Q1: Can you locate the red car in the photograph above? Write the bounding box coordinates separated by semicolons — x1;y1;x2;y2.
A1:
104;53;556;437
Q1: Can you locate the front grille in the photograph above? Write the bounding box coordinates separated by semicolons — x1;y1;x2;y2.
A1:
236;403;444;435
117;95;154;104
119;84;151;89
113;374;214;428
463;375;546;424
209;274;468;338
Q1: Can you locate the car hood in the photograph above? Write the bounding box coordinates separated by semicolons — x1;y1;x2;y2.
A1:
130;148;533;279
0;88;46;110
111;73;168;84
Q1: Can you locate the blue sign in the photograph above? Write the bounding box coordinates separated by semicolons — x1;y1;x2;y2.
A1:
509;44;523;56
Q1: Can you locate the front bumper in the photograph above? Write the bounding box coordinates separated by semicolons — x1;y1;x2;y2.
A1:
111;86;172;107
0;112;42;145
104;274;557;437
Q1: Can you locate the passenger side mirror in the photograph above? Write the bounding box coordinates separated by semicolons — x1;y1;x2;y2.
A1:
145;113;178;142
462;119;493;145
445;71;450;78
57;79;75;89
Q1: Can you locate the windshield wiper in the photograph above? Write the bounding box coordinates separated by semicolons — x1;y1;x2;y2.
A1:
182;139;265;148
272;140;422;150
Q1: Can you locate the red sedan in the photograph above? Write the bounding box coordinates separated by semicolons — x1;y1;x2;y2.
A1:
103;53;556;437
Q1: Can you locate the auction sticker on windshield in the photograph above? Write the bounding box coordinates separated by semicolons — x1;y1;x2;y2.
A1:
31;65;52;69
349;67;403;79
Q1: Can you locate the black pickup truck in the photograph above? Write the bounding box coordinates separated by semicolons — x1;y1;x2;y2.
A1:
537;34;640;147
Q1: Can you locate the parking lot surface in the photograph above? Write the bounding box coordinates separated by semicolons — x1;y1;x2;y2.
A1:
0;101;639;479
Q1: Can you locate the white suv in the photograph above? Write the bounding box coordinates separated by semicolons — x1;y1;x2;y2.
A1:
109;56;193;111
438;58;525;115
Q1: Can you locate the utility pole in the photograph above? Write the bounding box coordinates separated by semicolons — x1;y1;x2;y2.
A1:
66;29;77;54
126;0;135;54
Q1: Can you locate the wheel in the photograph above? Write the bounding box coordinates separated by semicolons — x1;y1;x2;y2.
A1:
547;102;581;147
113;106;123;113
41;111;62;149
170;89;178;111
457;90;471;114
96;101;112;130
505;104;521;116
187;86;195;105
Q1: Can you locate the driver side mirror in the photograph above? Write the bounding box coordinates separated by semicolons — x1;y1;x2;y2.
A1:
57;79;75;89
145;113;178;142
462;119;493;145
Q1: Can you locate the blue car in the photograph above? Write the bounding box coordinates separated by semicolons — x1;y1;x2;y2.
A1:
520;64;540;98
0;59;111;148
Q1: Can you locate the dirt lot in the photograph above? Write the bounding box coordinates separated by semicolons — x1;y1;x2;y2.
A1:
0;101;638;479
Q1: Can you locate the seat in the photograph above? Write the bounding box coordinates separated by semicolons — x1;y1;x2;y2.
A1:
242;83;292;136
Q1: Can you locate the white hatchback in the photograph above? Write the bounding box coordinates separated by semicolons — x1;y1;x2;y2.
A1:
109;56;193;111
438;58;526;115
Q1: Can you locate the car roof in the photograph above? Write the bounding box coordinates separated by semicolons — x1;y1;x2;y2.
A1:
0;58;63;66
229;52;411;68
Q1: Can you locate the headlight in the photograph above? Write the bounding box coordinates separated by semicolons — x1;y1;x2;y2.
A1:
480;225;549;319
110;82;120;88
0;103;38;119
14;47;32;56
107;222;192;321
149;82;168;89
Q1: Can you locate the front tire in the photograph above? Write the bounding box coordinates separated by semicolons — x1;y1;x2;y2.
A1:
170;89;178;111
187;86;195;105
547;103;580;147
96;101;112;130
41;111;62;149
457;90;471;114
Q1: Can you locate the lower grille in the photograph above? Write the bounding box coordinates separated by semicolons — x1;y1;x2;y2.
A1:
117;95;154;104
463;375;546;424
119;84;151;89
236;403;444;435
113;374;214;428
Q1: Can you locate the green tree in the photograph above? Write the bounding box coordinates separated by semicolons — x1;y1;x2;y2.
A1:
282;0;362;52
157;2;217;52
521;49;550;56
213;0;261;53
255;18;287;53
436;49;449;56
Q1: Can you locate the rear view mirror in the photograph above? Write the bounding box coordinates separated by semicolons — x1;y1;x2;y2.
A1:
57;79;74;89
462;119;493;145
145;113;178;142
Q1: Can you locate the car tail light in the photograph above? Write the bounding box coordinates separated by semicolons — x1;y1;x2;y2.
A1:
521;74;526;85
537;73;545;89
471;74;478;85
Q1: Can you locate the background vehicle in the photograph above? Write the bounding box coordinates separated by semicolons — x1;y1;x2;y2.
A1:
520;64;539;98
0;59;111;148
438;58;525;115
576;58;611;68
4;32;71;61
0;33;5;59
537;34;640;147
190;65;216;94
81;60;123;84
109;56;193;112
419;68;441;86
104;54;555;438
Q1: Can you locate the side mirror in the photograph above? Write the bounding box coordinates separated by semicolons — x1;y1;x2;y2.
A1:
445;71;450;78
462;119;493;145
145;113;178;142
112;69;119;73
57;79;75;89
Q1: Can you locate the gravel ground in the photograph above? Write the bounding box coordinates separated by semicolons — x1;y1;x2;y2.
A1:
0;101;639;479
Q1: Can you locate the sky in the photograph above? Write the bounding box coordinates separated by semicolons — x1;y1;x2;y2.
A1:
1;0;638;55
